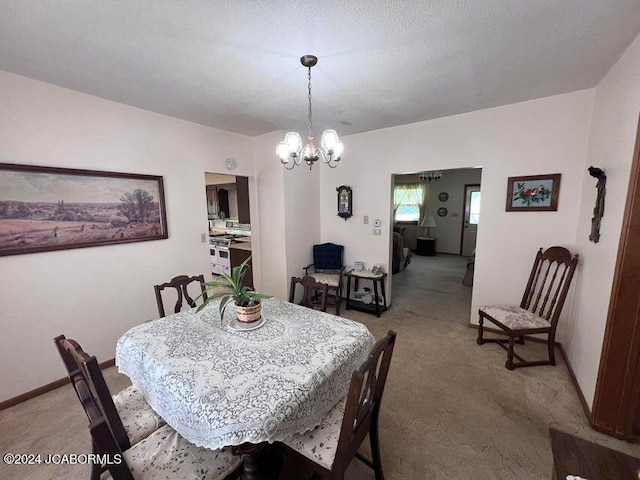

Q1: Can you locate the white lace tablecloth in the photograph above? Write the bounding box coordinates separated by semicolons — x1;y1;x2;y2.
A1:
116;297;375;450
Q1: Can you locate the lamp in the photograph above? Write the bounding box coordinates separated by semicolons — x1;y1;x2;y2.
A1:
420;215;437;237
419;170;443;182
276;55;343;170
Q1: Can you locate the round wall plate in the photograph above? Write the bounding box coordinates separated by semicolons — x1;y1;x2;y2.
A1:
225;158;237;170
437;207;448;217
438;192;449;202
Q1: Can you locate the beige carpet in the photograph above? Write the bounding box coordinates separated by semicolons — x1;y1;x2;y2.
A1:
1;254;638;479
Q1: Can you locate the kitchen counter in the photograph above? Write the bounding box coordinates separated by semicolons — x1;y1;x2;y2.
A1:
230;242;252;252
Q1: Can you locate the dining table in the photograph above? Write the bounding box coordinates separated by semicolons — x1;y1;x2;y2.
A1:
116;297;375;480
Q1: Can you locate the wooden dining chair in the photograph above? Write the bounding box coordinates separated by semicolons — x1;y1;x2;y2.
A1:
289;276;330;312
280;330;397;480
153;273;208;317
54;335;166;454
477;246;579;370
69;371;242;480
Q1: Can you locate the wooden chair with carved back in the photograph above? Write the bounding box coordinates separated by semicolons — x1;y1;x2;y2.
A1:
69;370;242;480
279;330;397;480
289;276;330;312
477;246;579;370
153;274;208;317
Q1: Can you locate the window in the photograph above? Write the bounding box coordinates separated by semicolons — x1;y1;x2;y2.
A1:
469;191;481;224
393;184;424;222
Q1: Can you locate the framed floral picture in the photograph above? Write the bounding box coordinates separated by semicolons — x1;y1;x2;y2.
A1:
506;174;561;212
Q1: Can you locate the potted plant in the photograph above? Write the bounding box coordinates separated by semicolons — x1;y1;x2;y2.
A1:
198;256;270;323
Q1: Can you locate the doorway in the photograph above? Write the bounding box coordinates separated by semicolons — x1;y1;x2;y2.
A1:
461;184;481;256
389;167;482;323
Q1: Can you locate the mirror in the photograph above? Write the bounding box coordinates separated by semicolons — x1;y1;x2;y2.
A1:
337;185;353;220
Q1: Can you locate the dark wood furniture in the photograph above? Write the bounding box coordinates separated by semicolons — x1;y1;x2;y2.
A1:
416;236;436;256
54;336;133;453
153;273;207;318
236;176;251;224
230;245;254;289
282;330;396;480
477;246;579;370
303;243;345;315
279;331;397;480
549;428;640;479
345;270;388;317
289;276;329;312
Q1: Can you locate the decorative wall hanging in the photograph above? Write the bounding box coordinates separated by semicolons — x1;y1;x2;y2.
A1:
0;163;168;257
437;207;448;217
506;173;561;212
438;192;449;202
587;166;606;243
337;185;353;220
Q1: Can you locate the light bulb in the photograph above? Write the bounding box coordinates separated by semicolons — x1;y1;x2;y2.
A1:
284;132;302;154
320;129;339;152
276;142;289;162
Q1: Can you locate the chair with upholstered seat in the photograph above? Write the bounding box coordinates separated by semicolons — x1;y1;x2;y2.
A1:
289;276;329;312
54;336;166;456
477;246;578;370
154;273;208;317
303;243;345;315
280;330;397;480
69;370;242;480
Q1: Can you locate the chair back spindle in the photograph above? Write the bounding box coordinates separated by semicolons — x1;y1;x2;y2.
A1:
333;331;397;474
154;274;207;317
54;335;132;451
289;276;329;312
520;247;578;326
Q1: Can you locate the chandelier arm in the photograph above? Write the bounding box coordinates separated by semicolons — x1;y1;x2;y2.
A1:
282;159;297;170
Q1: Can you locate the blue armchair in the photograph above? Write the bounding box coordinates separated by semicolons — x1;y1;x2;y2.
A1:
303;243;345;315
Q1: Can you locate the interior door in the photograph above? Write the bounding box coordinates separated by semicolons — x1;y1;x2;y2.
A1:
461;185;481;256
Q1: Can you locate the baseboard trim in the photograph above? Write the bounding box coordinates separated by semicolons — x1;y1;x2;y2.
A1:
558;343;591;420
468;323;591;420
0;358;115;411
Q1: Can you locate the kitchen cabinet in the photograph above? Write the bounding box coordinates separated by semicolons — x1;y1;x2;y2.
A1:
236;176;251;224
230;244;253;289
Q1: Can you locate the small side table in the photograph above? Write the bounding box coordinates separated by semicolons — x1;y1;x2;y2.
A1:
416;237;436;256
345;270;388;317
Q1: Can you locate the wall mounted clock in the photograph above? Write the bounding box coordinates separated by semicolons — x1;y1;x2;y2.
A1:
437;207;448;217
438;192;449;202
225;158;237;170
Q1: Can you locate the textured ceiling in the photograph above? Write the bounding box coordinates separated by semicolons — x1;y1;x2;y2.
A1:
1;1;639;137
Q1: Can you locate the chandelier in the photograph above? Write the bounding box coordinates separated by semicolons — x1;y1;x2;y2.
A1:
419;170;443;182
276;55;343;170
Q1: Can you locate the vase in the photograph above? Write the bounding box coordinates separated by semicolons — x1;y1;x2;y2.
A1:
235;301;262;323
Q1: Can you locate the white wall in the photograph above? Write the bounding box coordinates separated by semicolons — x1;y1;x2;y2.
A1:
0;71;254;402
253;131;289;300
320;90;594;317
284;161;321;290
562;33;640;409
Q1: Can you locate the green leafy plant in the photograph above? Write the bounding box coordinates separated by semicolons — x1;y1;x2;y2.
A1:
197;256;270;320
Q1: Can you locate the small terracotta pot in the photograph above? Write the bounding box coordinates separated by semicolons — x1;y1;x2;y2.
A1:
235;301;262;323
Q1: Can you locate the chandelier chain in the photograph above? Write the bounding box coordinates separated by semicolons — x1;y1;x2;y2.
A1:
307;66;313;140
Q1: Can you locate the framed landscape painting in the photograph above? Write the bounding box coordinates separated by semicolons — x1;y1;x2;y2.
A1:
0;163;168;257
506;173;561;212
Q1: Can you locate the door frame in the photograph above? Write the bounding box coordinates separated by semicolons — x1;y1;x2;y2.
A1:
460;184;480;256
590;115;640;440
